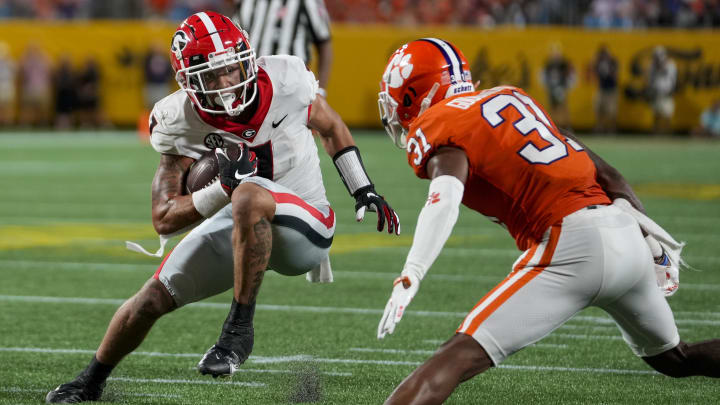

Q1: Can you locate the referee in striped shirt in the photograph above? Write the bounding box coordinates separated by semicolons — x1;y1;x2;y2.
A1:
233;0;333;97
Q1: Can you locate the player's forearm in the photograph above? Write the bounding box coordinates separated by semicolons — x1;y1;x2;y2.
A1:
152;195;204;235
316;40;333;91
559;129;645;214
308;96;354;156
320;123;354;157
594;161;645;214
581;143;645;214
150;154;205;235
402;176;464;282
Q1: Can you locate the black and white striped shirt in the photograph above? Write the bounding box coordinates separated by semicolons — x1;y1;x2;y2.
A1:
233;0;331;64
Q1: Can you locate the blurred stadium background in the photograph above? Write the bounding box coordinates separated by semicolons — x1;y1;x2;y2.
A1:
1;1;720;405
0;0;718;134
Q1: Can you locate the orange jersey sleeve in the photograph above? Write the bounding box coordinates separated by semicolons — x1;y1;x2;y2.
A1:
406;86;611;250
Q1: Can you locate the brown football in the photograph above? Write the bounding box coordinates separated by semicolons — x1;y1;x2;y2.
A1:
185;149;220;194
185;145;243;194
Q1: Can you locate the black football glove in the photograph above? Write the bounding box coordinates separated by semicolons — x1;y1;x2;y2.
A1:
353;185;400;235
215;144;258;196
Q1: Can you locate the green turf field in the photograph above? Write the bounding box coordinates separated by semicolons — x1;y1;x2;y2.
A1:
1;131;719;404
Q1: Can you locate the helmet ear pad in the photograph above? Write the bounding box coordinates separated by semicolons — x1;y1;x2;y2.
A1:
403;86;418;108
403;93;412;108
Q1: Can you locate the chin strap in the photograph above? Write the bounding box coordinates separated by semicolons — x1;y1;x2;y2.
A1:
418;82;440;117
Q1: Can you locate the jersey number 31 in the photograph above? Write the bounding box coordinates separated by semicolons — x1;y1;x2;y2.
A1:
482;91;583;165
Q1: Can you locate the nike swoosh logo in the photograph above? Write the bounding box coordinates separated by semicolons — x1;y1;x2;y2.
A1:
271;114;288;128
234;170;254;180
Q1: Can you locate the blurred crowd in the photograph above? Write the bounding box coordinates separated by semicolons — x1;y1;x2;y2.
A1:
1;0;720;28
0;41;175;129
0;42;109;129
0;1;718;135
327;0;720;27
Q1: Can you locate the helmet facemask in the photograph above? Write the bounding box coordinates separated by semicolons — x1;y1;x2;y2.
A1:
176;45;257;116
378;81;441;149
378;90;407;149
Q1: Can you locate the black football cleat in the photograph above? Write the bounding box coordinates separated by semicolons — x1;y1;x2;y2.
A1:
197;344;246;378
45;374;105;403
199;299;255;378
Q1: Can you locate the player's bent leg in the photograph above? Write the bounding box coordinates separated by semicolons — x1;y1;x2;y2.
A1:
229;181;276;304
46;278;176;403
97;278;177;364
199;182;275;378
385;334;493;405
643;340;720;378
267;208;333;277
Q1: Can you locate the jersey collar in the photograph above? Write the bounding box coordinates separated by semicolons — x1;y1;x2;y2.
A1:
194;66;273;142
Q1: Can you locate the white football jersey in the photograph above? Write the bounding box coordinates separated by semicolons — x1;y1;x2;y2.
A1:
149;55;328;208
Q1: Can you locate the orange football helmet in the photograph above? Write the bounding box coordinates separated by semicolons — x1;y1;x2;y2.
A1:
378;38;474;148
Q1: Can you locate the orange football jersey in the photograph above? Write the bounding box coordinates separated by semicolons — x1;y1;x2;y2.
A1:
406;86;611;250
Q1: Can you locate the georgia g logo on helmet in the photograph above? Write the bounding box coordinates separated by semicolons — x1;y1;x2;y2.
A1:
170;31;189;59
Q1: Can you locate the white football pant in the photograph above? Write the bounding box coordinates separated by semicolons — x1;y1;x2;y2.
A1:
457;204;680;363
154;176;335;307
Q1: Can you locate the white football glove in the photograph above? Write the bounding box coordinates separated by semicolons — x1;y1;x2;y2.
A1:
377;274;420;339
654;251;679;297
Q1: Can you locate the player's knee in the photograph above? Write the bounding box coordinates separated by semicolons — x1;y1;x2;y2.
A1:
231;183;274;223
441;334;494;380
643;343;693;378
131;279;175;320
647;362;691;378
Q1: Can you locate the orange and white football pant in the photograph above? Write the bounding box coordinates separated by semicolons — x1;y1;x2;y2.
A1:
457;204;680;364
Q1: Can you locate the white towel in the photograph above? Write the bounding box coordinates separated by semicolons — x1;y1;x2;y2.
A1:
612;198;687;268
306;254;334;283
125;221;201;258
612;198;686;296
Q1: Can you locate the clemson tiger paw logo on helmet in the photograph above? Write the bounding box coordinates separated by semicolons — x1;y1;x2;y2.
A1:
384;52;414;89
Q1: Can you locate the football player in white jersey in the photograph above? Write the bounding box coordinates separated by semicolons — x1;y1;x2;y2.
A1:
46;11;399;403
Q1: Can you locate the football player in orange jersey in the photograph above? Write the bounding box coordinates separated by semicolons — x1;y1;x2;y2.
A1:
376;38;720;405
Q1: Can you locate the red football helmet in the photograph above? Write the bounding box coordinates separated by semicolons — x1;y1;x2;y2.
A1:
170;11;257;116
378;38;474;148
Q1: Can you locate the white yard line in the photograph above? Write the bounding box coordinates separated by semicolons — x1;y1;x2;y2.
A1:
3;258;720;282
350;348;436;356
674;310;720;318
0;347;330;368
549;334;624;341
231;369;351;377
420;340;568;349
1;388;49;393
424;334;625;343
0;260;152;272
0;387;181;399
559;324;615;331
125;393;183;398
108;377;265;387
0;217;147;225
529;343;570;349
0;346;656;376
497;365;656;375
2;295;719;327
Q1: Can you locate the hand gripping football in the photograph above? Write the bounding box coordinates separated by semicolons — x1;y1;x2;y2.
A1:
185;145;241;194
